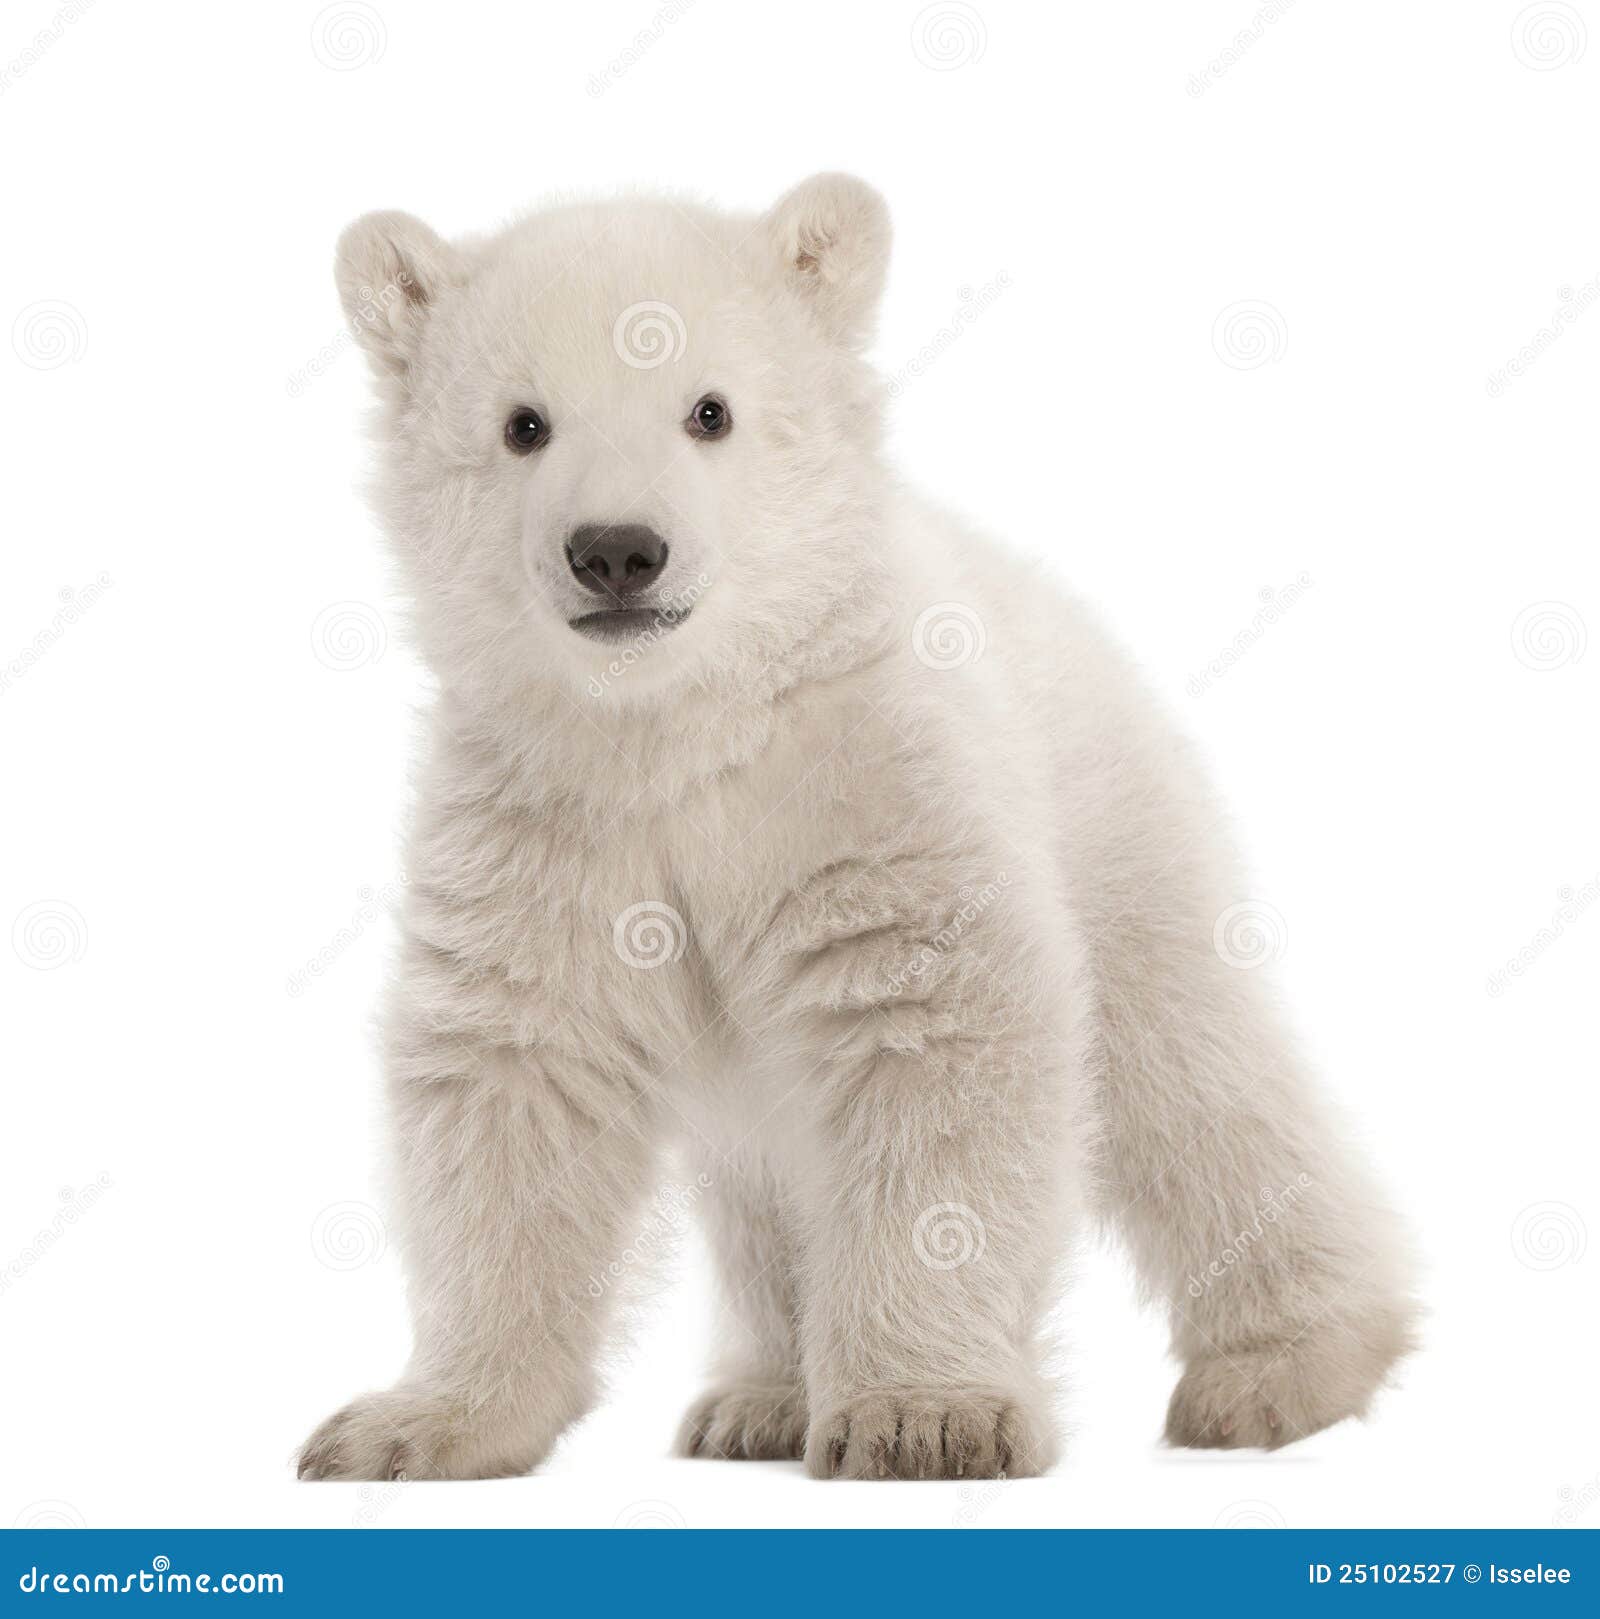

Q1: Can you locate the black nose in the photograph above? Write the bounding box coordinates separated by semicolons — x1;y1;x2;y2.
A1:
565;523;669;599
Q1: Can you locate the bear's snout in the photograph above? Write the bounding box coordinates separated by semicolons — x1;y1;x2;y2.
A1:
565;523;670;603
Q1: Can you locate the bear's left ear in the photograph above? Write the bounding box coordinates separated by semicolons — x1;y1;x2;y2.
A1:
334;210;467;381
762;173;890;351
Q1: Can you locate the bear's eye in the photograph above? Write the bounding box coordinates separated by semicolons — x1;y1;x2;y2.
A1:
504;408;550;453
687;396;731;440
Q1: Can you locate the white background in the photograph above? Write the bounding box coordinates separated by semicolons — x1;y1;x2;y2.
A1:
2;0;1596;1532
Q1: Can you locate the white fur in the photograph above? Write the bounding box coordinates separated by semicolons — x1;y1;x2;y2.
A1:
297;175;1415;1482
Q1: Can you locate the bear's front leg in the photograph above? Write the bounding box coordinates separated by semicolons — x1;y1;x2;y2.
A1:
790;922;1090;1481
298;1028;657;1481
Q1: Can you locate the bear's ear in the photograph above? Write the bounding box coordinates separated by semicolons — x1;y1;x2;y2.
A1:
334;210;466;380
762;173;890;351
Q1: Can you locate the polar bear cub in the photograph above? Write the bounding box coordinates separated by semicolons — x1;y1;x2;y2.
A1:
297;175;1414;1482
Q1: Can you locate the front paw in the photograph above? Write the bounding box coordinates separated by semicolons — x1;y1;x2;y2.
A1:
677;1382;808;1460
805;1389;1054;1480
297;1387;540;1481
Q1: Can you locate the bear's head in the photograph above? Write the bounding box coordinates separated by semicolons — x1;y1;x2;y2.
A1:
337;174;893;707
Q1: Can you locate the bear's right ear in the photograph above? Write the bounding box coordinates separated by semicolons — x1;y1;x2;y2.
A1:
334;211;466;380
